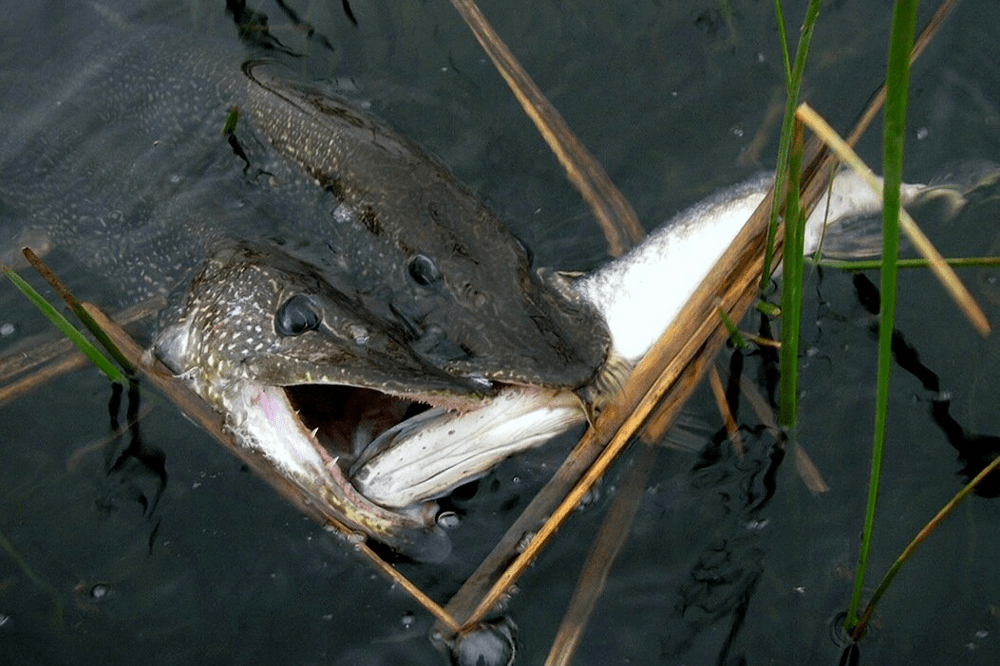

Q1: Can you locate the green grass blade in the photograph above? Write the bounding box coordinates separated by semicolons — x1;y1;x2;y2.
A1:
760;0;823;290
761;0;821;433
812;256;1000;270
778;121;805;428
3;266;126;384
844;0;919;634
755;299;782;317
773;0;792;84
20;247;136;375
718;307;749;350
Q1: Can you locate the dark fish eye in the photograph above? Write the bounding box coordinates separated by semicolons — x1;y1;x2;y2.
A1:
408;254;442;287
275;294;322;336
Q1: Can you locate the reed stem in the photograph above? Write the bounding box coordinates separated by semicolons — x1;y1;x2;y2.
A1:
844;0;918;633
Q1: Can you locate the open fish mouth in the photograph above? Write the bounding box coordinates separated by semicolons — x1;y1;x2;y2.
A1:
273;377;583;507
284;384;435;457
268;354;629;514
223;378;490;563
346;352;631;509
223;373;586;563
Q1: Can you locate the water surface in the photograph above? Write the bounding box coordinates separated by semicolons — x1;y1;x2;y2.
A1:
1;1;999;663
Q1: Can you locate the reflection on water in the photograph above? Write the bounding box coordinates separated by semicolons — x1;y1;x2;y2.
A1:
1;1;999;664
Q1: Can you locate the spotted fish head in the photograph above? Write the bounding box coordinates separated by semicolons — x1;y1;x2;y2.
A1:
155;241;499;561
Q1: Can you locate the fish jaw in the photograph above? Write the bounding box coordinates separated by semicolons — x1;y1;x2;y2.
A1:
156;316;474;561
229;381;451;562
156;314;466;560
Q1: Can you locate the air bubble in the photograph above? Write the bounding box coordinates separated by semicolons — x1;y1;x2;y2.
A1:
451;618;516;666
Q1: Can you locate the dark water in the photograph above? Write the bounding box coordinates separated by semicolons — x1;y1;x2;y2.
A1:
2;1;999;664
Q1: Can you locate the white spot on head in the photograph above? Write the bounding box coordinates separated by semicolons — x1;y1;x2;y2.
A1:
348;324;369;345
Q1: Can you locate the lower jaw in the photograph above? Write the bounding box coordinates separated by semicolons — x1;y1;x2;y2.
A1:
233;382;451;561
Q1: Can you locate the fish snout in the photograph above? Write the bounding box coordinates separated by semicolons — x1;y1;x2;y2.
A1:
427;269;610;390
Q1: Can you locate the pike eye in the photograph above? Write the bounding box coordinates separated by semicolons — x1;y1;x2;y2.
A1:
408;254;442;286
275;294;321;336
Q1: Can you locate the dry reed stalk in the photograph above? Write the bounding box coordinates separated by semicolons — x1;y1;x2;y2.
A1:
543;440;658;666
448;0;644;257
797;102;990;336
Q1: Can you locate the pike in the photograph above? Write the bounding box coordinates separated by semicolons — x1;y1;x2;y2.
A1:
1;18;607;560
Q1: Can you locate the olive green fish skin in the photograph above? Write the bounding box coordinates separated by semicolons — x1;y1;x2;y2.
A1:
153;241;486;561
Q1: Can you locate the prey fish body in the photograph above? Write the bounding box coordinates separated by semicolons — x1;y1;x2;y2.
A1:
352;169;955;508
